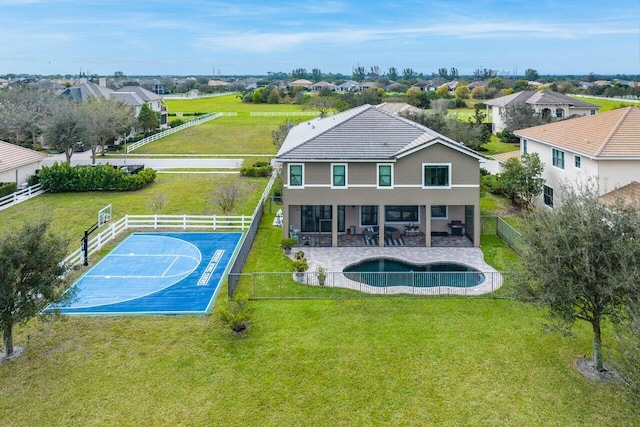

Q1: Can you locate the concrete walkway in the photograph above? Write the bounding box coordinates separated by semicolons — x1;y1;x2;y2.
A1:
293;246;503;296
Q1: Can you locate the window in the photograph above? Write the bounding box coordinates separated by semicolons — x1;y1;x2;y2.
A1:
360;205;378;226
377;164;393;188
523;139;527;154
574;155;581;169
423;164;450;188
552;149;565;169
332;164;347;188
555;108;564;118
385;206;419;223
301;205;332;232
590;109;596;115
431;205;447;219
543;185;554;208
289;164;303;187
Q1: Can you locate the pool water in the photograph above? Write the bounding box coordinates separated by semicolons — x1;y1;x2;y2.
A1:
343;258;484;288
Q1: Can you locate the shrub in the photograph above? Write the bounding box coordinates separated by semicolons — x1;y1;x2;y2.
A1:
217;295;252;334
240;161;273;177
0;182;17;198
39;162;156;192
169;118;186;128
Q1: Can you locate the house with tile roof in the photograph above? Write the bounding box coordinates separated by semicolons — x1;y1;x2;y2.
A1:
515;107;640;208
485;90;600;134
275;104;486;248
0;140;47;185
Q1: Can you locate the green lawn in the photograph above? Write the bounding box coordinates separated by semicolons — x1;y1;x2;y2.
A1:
573;95;639;112
132;115;304;155
165;94;307;114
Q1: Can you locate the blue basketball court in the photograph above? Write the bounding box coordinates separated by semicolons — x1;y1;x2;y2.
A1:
49;232;243;315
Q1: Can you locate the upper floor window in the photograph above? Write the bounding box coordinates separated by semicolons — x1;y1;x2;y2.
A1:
555;108;564;118
377;164;393;188
332;164;347;188
574;155;581;169
423;164;450;188
289;164;304;187
552;149;565;170
523;139;528;154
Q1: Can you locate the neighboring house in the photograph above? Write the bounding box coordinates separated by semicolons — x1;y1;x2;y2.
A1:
275;104;485;248
412;81;436;92
289;79;313;89
29;79;65;91
599;181;640;209
311;81;336;91
492;151;521;172
376;102;424;116
0;140;47;185
207;79;228;89
335;80;360;92
359;81;380;90
485;90;600;134
515;107;640;208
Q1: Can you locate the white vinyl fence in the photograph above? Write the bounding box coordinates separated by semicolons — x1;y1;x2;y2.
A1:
127;112;237;153
63;214;252;267
0;183;44;211
250;112;321;117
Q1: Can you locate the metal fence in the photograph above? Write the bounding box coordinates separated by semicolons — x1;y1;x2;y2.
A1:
0;183;44;211
229;270;517;300
127;112;237;153
481;215;523;254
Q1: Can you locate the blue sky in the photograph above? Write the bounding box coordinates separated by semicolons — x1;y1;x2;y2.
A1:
0;0;638;77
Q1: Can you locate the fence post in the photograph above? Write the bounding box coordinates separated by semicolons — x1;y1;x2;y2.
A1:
213;215;217;230
183;214;187;230
154;214;158;230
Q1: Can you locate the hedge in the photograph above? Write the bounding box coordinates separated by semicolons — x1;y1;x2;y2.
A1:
39;162;156;192
240;161;273;177
0;182;17;198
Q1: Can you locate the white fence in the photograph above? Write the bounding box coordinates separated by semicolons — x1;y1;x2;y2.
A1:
63;213;252;267
250;112;321;117
0;183;44;211
127;112;237;153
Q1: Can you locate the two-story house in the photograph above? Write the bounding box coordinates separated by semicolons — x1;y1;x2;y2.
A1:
515;106;640;208
275;105;485;248
486;90;600;134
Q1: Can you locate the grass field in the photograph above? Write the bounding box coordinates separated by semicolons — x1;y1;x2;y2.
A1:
165;94;307;114
573;95;639;112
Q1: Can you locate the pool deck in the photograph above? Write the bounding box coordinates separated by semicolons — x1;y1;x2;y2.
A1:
292;247;502;296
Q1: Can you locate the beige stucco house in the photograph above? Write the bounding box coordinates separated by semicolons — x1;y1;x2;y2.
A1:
0;140;47;185
515;106;640;207
486;90;600;134
275;105;485;248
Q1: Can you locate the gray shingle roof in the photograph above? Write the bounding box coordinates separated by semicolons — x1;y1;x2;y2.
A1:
485;90;599;109
276;105;484;161
116;86;162;102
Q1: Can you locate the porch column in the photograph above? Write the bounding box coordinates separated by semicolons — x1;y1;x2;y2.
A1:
332;204;338;247
424;204;431;247
473;202;480;248
283;204;290;240
379;204;385;247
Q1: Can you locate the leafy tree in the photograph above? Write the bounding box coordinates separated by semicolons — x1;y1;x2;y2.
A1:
517;181;640;372
405;87;430;108
435;85;450;99
449;67;459;79
387;67;398;81
498;153;545;209
0;86;55;149
291;68;308;80
614;297;640;408
0;220;70;357
44;98;90;163
431;98;449;116
438;68;449;79
524;68;539;81
267;89;281;104
304;97;335;117
473;68;497;79
137;103;159;135
86;97;136;163
352;66;366;82
471;86;486;99
358;88;383;105
402;68;416;80
486;78;505;90
369;66;381;78
272;120;294;148
501;104;549;132
454;86;470;99
513;79;531;92
311;68;322;83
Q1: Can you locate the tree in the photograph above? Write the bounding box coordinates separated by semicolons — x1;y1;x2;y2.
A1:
0;86;55;149
471;86;485;99
449;67;459;80
388;67;398;81
405;87;430;108
486;78;505;90
352;66;366;82
473;68;497;79
438;68;449;80
402;68;416;80
501;104;549;132
44;98;90;163
524;68;539;81
137;103;159;135
614;296;640;408
513;79;531;92
454;85;470;99
272;120;294;149
517;181;640;372
311;68;322;83
369;66;380;78
86;97;136;163
211;177;255;215
0;220;70;357
498;153;545;209
431;98;449;116
435;85;450;99
291;68;308;80
304;97;335;117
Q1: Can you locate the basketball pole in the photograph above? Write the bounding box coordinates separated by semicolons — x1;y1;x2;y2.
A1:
82;222;99;266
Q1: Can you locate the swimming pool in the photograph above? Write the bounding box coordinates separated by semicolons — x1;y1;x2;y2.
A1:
343;258;485;288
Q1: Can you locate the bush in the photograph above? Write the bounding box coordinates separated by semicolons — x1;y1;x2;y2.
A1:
496;129;520;144
169;118;186;128
217;295;251;334
0;182;17;198
39;162;156;192
27;173;40;186
240;161;273;177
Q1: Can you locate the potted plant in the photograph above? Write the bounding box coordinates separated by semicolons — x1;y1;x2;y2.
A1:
280;237;297;255
315;265;327;286
295;250;305;260
292;259;309;282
